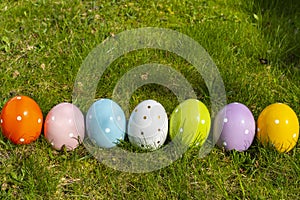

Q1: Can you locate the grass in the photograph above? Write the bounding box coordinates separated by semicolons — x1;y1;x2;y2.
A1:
0;0;299;199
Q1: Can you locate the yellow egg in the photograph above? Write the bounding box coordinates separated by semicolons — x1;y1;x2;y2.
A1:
257;103;299;153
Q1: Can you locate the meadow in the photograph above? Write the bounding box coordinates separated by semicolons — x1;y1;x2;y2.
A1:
0;0;299;199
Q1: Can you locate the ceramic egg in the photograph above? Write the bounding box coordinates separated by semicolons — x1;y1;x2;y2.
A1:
44;103;85;151
257;103;299;153
127;100;168;150
0;95;43;144
86;99;126;148
169;99;211;147
213;102;255;152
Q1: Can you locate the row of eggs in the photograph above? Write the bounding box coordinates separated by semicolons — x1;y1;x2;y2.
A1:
0;95;299;153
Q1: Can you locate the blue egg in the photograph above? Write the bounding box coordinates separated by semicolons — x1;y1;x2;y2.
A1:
86;99;126;148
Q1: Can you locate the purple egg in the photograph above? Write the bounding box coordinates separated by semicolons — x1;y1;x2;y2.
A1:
213;102;255;151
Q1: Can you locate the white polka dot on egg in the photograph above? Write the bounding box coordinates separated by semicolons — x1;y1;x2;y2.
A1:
69;133;74;138
0;119;3;124
105;128;111;133
223;141;227;146
17;116;22;121
20;138;25;142
275;119;280;124
293;133;297;138
51;116;55;121
245;129;249;134
23;111;28;116
201;120;206;124
38;118;42;123
241;120;245;124
17;96;22;100
224;118;228;123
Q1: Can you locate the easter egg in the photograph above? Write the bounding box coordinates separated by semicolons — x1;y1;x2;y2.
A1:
169;99;211;147
44;103;85;151
257;103;299;153
127;100;168;150
86;99;126;148
213;102;255;152
0;96;43;144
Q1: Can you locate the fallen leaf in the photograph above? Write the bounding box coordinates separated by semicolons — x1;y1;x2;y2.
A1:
13;70;20;78
40;63;45;70
94;14;101;20
141;72;149;80
26;45;34;51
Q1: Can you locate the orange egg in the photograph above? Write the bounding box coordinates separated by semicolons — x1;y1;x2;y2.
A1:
0;96;43;144
257;103;299;153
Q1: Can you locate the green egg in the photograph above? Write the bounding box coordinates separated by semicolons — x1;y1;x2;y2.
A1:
170;99;211;147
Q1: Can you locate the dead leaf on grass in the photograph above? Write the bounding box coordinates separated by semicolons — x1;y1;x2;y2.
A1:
13;70;20;78
40;63;46;70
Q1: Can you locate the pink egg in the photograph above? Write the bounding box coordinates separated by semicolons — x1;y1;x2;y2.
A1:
213;102;255;152
44;103;85;151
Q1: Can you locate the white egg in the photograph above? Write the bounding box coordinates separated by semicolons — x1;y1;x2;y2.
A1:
128;100;168;150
